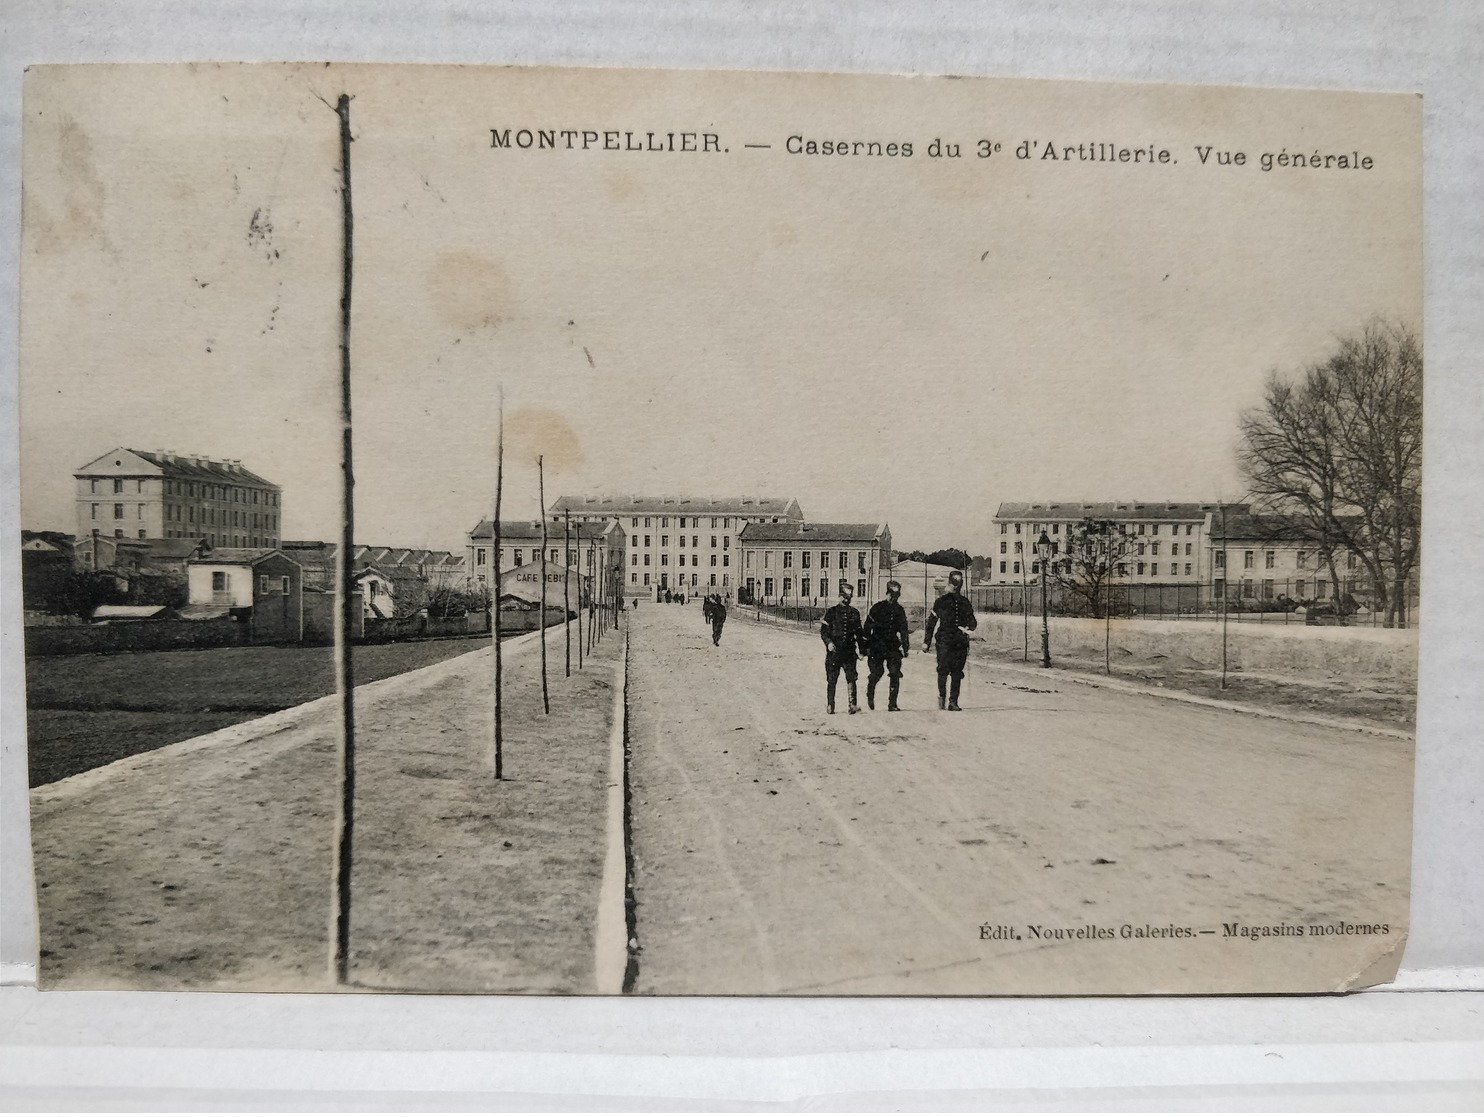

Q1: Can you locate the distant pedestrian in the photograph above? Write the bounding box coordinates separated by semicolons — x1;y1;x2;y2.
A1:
819;582;865;715
923;569;978;710
706;592;727;645
863;579;911;711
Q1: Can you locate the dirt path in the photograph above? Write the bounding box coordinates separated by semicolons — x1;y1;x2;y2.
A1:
31;620;624;993
625;605;1411;995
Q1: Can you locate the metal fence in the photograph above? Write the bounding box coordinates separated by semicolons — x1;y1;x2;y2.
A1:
967;578;1419;628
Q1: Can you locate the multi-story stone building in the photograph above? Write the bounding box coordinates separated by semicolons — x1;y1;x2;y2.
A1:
545;494;803;598
989;501;1224;585
737;521;892;605
74;448;282;549
465;518;626;597
1204;507;1364;603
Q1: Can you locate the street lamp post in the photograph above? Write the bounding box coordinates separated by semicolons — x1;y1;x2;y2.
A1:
1036;531;1053;668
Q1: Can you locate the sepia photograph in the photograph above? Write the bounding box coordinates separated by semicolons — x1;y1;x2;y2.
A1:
17;62;1420;995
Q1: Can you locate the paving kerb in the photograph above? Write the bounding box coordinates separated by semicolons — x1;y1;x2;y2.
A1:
33;629;546;804
734;609;1412;741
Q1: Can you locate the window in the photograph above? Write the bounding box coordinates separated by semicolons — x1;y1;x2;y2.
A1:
801;576;811;598
1031;561;1040;575
711;518;718;528
679;555;686;567
282;576;291;594
661;535;669;547
1296;551;1308;568
114;529;123;537
631;572;638;584
89;479;98;493
723;536;730;550
722;555;729;567
1243;550;1255;569
476;548;487;567
260;574;270;594
1118;563;1128;576
724;518;732;529
137;480;144;493
1317;578;1328;597
1151;542;1159;556
90;503;99;519
1185;543;1192;556
1012;561;1020;575
1052;522;1060;535
513;548;523;565
1150;563;1158;576
1214;576;1225;597
1184;563;1192;575
1215;551;1226;569
631;518;638;527
1014;523;1022;534
710;555;717;567
661;517;668;528
1347;554;1359;571
711;535;718;548
999;523;1007;534
745;551;752;568
999;561;1006;573
1262;579;1274;600
857;552;866;571
138;529;146;538
679;517;686;528
783;551;793;568
643;573;651;586
1137;542;1146;556
567;549;576;565
643;535;650;547
643;554;650;566
1264;551;1275;569
661;554;668;566
212;571;228;591
820;551;830;568
1241;578;1255;597
782;577;792;596
678;535;685;548
1295;579;1307;598
113;478;124;494
114;503;124;519
764;577;775;597
1151;524;1159;535
1137;562;1146;575
838;551;848;570
630;553;637;566
763;552;770;568
801;550;811;568
999;541;1007;554
644;517;651;528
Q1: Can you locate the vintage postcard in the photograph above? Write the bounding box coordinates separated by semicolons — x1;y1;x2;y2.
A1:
18;64;1419;994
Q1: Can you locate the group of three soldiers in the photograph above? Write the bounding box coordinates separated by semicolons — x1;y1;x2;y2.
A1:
818;571;979;714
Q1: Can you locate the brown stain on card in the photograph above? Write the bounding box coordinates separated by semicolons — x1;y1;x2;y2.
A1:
427;250;515;333
27;113;112;255
505;407;585;474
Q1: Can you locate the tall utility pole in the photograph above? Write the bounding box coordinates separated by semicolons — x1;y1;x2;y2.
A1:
491;386;504;779
563;511;572;678
329;93;356;987
576;531;585;669
538;456;550;715
1219;502;1230;691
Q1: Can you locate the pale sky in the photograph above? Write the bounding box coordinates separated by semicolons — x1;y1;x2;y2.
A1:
20;64;1421;555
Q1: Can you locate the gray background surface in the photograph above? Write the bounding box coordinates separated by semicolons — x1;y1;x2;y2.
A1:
1;0;1480;1107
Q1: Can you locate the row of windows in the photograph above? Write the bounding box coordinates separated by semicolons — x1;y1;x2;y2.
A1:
1213;550;1361;571
89;477;280;505
473;547;604;567
746;576;868;599
999;520;1198;537
90;478;147;494
626;515;741;530
999;560;1197;577
632;553;731;567
636;534;731;549
629;572;733;587
745;550;869;571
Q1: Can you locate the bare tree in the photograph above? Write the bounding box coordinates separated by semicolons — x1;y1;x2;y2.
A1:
1239;319;1422;627
1050;518;1136;618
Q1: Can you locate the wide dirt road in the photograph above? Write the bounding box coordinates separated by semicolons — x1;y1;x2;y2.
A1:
625;604;1411;995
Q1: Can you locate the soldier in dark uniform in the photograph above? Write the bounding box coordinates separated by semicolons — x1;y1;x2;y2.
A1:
862;579;911;711
923;569;978;710
819;582;865;715
706;592;727;645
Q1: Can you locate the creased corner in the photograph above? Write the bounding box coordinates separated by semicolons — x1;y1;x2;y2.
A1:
1336;931;1409;992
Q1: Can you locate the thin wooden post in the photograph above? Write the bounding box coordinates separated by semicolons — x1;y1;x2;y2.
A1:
564;511;572;678
577;536;586;669
538;457;550;714
492;386;504;779
329;93;356;987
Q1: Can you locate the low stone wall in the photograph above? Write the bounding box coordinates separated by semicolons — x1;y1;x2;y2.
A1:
971;612;1418;679
24;618;250;657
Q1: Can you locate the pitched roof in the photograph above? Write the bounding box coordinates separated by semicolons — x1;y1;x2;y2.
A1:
549;494;803;520
75;447;279;489
468;518;620;542
187;547;276;565
994;501;1245;522
1209;509;1333;544
738;521;886;544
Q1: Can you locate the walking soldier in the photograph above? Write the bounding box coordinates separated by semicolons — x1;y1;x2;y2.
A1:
705;592;727;645
819;582;866;715
923;569;978;710
863;579;911;711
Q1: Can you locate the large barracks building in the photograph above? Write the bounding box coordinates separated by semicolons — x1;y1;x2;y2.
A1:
467;494;893;603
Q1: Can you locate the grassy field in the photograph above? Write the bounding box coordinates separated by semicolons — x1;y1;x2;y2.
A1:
25;636;498;786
